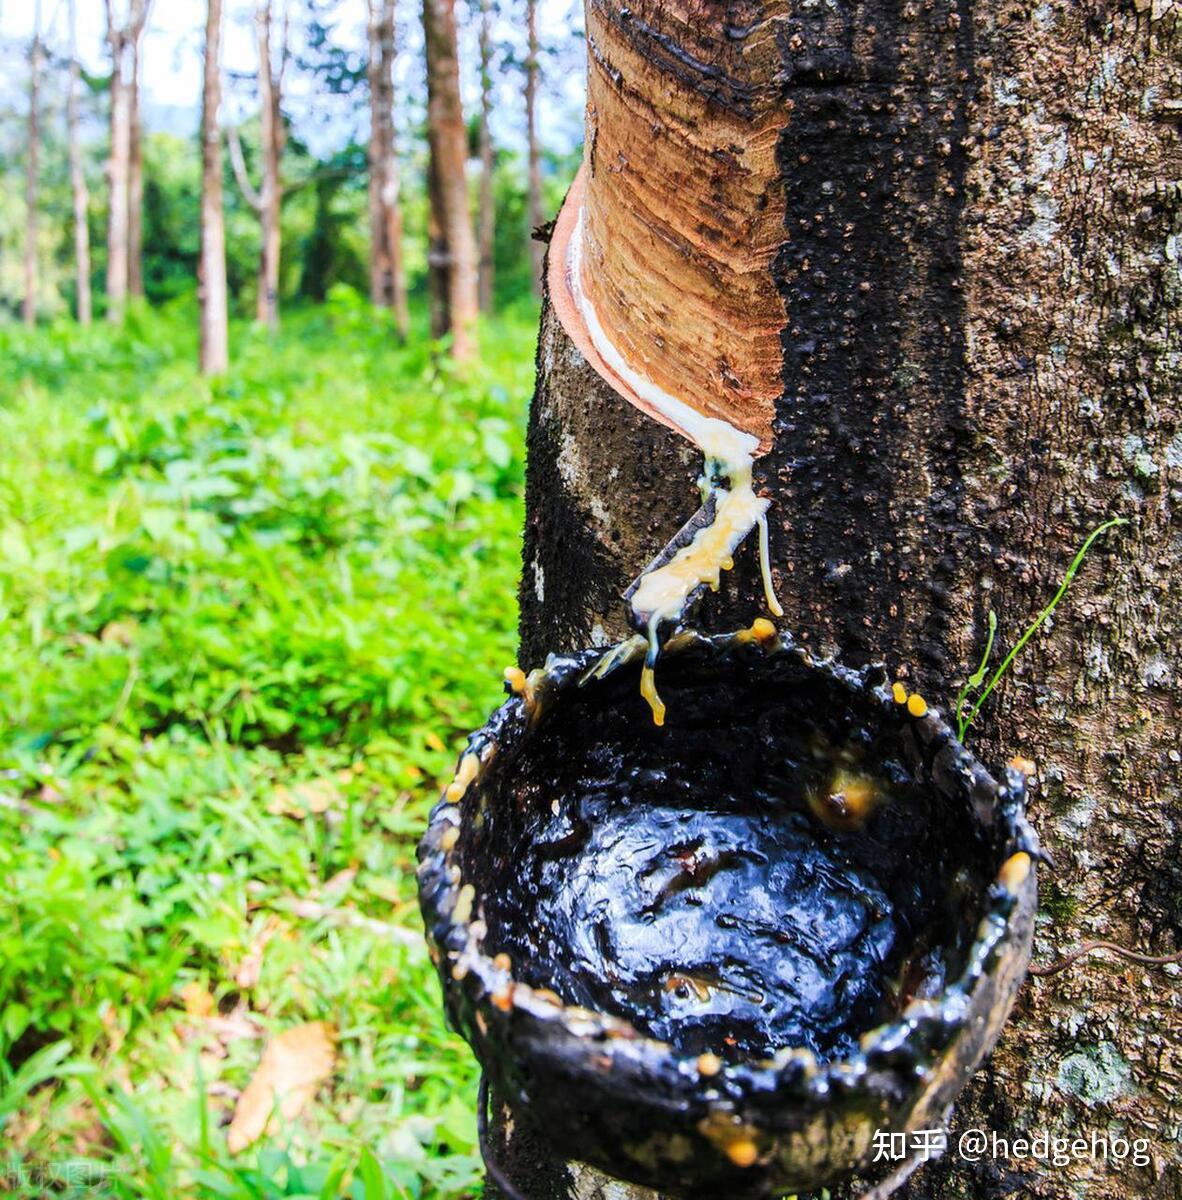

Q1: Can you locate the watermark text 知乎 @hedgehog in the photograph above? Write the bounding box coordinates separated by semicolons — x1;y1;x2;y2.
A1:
873;1127;1152;1169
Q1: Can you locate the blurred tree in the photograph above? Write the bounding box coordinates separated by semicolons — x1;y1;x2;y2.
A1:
199;0;228;373
127;11;147;297
67;0;92;325
476;0;495;313
523;0;541;297
226;2;290;330
367;0;409;337
103;0;152;324
23;0;42;327
422;0;477;360
255;0;288;329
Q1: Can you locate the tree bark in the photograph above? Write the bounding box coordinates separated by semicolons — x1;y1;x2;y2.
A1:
477;0;496;313
367;0;410;338
199;0;229;376
22;0;41;328
128;34;144;299
104;0;150;325
422;0;479;361
255;0;286;331
512;2;1182;1199
524;0;543;297
67;0;92;326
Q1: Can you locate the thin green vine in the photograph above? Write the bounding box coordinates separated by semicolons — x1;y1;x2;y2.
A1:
954;608;997;739
955;516;1127;741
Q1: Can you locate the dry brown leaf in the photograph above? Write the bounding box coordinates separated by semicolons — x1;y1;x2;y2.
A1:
226;1021;337;1153
235;916;284;989
205;1008;263;1046
267;779;341;818
180;982;216;1018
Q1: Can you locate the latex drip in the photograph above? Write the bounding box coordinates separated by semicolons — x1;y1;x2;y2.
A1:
568;210;783;723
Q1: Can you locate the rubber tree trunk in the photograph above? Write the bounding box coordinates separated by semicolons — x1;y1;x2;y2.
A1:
477;0;496;314
104;5;130;325
423;0;479;362
367;0;410;338
128;36;144;300
508;2;1182;1199
104;0;150;324
255;0;285;332
524;0;543;297
22;2;41;329
198;0;229;376
67;0;92;327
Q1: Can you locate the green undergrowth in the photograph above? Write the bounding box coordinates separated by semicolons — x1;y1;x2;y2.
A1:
0;290;536;1198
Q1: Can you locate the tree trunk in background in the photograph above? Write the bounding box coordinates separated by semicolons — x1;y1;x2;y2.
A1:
104;5;130;325
422;0;478;362
255;0;286;331
367;0;410;338
104;0;150;325
198;0;228;376
22;0;41;328
523;0;542;297
477;0;495;313
67;0;92;327
508;2;1182;1199
128;37;144;299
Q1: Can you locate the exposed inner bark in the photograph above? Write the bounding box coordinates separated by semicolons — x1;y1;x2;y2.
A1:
514;1;1182;1198
578;0;786;445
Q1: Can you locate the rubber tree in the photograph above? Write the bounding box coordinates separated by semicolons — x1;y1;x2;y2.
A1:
524;0;543;296
103;0;151;324
498;1;1182;1198
367;0;410;337
67;0;92;326
128;25;146;299
22;0;41;328
477;0;497;313
422;0;479;361
199;0;229;376
254;0;288;331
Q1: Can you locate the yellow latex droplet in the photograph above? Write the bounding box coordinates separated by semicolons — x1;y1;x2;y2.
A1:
453;883;475;926
809;768;883;832
697;1052;723;1077
999;851;1032;894
445;753;480;803
726;1139;759;1168
640;665;666;727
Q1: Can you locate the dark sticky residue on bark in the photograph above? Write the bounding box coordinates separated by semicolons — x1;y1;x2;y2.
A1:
765;0;975;680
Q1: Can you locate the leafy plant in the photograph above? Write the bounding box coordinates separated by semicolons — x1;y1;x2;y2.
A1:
0;303;529;1196
954;516;1127;740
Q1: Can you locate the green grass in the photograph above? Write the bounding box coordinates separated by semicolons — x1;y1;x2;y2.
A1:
0;289;536;1198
